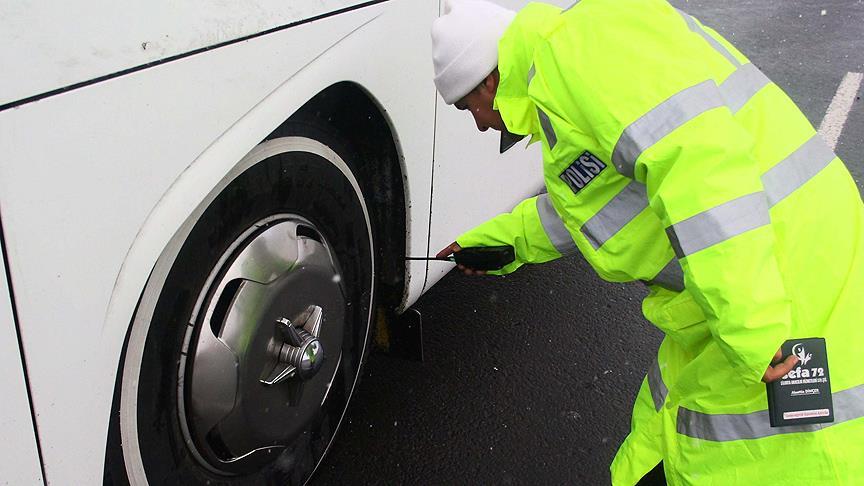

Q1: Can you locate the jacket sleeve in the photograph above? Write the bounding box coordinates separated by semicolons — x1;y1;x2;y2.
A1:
639;107;792;385
456;195;566;275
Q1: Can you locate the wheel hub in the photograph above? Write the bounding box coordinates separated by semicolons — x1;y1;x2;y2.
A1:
261;309;326;385
178;216;346;475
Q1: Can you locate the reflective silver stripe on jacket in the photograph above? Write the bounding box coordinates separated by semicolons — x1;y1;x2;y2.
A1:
645;258;685;292
537;107;558;149
647;359;668;412
581;181;648;250
657;135;834;268
666;192;770;258
677;10;741;67
536;193;578;256
527;64;536;84
611;63;771;180
678;383;864;442
762;135;837;207
720;63;770;113
612;80;724;178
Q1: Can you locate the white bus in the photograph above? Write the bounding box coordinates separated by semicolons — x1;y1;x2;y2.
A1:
0;1;556;483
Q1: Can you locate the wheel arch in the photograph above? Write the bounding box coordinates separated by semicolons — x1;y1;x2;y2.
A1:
285;81;408;314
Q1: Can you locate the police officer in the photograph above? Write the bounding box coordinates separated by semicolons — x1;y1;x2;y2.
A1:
430;1;864;484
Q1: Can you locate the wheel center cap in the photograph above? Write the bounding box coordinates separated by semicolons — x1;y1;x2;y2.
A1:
259;309;328;386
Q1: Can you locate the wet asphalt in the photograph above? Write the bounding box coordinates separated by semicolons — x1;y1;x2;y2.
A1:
314;1;864;484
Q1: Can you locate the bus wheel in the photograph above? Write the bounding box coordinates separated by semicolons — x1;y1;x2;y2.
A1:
113;124;375;485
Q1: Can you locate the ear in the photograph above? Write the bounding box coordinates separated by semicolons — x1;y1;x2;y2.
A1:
478;69;500;97
486;67;501;93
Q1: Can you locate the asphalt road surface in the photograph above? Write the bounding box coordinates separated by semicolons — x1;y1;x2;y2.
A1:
314;1;864;484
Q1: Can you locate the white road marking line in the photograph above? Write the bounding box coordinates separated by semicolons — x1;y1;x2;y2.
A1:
818;72;863;151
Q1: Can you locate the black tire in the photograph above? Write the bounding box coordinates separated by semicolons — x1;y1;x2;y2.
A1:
108;123;375;485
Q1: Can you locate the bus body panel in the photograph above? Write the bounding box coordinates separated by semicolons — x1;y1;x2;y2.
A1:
0;2;437;481
0;0;549;482
0;254;43;485
0;0;370;106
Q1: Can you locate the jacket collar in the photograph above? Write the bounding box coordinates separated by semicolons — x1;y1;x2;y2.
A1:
494;2;562;142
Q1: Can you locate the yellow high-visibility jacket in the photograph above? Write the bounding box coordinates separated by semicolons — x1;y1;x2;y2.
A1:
456;1;864;484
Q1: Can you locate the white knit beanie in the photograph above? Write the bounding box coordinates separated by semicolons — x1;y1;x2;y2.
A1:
431;0;516;105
